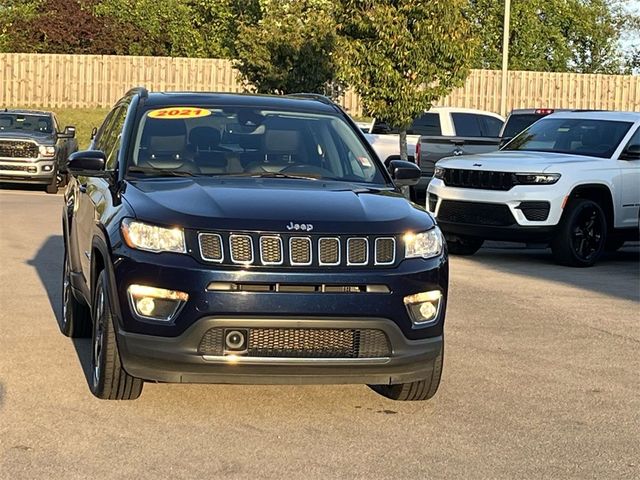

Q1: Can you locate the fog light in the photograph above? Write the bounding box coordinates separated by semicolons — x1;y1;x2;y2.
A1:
224;329;248;353
127;284;188;321
42;165;53;172
404;290;442;326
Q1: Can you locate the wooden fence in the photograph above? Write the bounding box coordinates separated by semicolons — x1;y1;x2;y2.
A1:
1;53;639;115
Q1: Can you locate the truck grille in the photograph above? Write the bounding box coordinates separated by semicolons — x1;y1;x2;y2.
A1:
438;200;515;226
0;140;39;159
199;232;399;268
442;168;515;191
0;164;33;172
198;327;391;358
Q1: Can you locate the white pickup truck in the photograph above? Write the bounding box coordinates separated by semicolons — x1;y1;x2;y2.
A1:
427;111;640;266
364;107;504;199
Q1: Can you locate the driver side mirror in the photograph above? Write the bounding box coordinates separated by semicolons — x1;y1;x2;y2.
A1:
388;159;420;186
620;144;640;161
68;150;107;177
58;125;76;139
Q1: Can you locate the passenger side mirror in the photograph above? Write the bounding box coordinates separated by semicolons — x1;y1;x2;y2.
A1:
68;150;107;176
388;159;420;186
620;144;640;160
58;125;76;139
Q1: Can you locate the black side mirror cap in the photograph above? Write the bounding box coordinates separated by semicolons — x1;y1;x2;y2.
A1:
620;144;640;160
68;150;107;176
389;159;420;186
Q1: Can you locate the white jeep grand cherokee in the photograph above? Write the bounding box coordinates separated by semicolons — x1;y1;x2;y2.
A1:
427;111;640;267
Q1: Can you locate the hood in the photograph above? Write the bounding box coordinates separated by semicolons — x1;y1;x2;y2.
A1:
0;131;55;144
123;177;433;234
436;150;602;173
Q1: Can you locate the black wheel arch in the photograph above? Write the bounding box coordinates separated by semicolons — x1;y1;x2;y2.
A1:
90;228;124;330
567;183;614;230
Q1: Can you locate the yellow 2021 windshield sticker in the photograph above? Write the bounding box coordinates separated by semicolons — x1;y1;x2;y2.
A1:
148;107;211;119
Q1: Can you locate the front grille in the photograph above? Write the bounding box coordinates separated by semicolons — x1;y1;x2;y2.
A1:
438;200;515;226
198;232;399;268
198;327;391;358
0;164;33;172
517;201;550;221
442;168;516;191
0;140;39;159
347;238;368;265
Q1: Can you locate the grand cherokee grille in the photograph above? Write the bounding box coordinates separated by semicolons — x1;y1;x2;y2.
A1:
438;200;515;226
198;327;391;358
442;168;516;191
199;232;399;268
0;140;39;159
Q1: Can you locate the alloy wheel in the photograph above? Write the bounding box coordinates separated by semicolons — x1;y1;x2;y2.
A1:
571;206;604;261
92;288;105;389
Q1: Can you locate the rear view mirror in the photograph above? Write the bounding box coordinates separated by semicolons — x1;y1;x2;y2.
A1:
388;160;420;186
620;144;640;160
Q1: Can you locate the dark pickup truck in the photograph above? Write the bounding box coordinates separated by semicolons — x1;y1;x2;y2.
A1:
0;109;77;193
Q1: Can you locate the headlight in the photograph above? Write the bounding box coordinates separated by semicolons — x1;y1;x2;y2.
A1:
404;227;443;259
38;145;56;158
121;219;186;253
434;166;445;179
515;173;560;185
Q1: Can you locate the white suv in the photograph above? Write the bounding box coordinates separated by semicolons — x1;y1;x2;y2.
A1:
427;111;640;266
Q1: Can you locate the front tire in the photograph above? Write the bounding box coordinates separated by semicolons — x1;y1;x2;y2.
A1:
61;247;92;337
90;271;143;400
551;198;607;267
445;235;484;256
369;344;443;401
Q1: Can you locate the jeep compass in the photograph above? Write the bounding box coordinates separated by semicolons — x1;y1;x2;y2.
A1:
62;88;448;401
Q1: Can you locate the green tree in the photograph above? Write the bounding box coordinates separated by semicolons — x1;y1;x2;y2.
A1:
0;0;41;52
233;0;340;95
469;0;639;74
338;0;476;161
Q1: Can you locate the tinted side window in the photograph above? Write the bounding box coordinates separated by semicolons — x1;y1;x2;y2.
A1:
93;109;118;151
480;115;504;137
102;107;127;169
623;127;640;149
408;113;441;136
451;113;482;136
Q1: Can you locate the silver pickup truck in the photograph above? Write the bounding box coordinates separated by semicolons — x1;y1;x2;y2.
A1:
0;109;78;193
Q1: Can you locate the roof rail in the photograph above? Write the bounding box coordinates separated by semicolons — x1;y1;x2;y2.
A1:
288;93;335;106
125;86;149;98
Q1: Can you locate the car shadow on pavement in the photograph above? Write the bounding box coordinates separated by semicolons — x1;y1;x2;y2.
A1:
27;234;93;387
469;242;640;302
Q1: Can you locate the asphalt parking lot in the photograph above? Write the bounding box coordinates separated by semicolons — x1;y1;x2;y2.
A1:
0;187;638;480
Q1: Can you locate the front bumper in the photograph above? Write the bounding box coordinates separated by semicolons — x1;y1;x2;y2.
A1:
118;317;443;384
0;158;56;184
111;248;447;384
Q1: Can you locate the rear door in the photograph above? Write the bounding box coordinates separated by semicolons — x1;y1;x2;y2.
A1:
617;126;640;228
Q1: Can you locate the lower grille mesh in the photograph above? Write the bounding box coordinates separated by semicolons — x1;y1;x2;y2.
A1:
438;200;515;226
198;327;391;358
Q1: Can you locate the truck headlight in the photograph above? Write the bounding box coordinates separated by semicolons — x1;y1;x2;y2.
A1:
121;219;186;253
38;145;56;158
404;227;443;259
434;167;445;179
515;173;560;185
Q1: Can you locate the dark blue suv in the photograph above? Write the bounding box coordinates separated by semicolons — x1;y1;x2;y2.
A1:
62;88;448;401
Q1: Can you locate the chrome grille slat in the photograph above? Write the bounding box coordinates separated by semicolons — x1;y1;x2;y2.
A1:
199;233;224;262
260;236;283;265
290;237;312;265
347;238;368;265
229;234;254;264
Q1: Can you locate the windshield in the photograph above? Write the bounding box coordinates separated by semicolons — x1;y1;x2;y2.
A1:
128;106;388;185
503;118;633;158
0;114;53;134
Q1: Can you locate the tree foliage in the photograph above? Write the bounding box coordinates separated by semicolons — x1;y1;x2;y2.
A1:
338;0;476;159
233;0;340;95
469;0;639;74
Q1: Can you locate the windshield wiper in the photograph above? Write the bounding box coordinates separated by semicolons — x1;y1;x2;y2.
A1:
128;166;197;177
227;171;322;180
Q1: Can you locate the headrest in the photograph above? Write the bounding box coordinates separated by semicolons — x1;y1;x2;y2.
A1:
189;126;221;148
